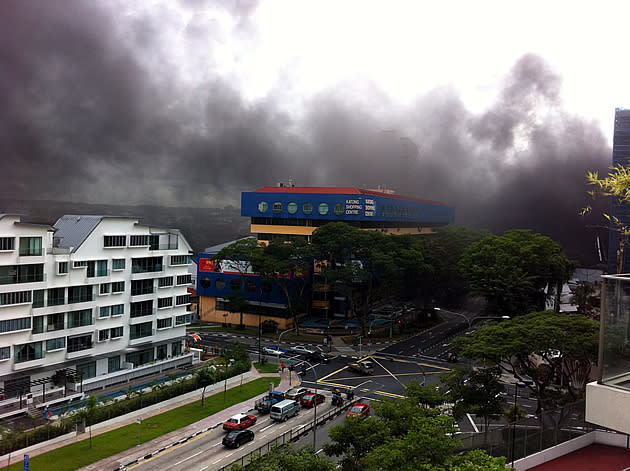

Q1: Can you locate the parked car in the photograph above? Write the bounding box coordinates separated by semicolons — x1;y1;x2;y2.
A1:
346;403;370;418
223;413;257;431
262;345;287;356
290;345;316;355
222;429;254;448
285;387;310;401
300;393;325;408
306;350;331;364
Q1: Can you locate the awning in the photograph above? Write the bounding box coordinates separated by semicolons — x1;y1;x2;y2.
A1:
188;334;201;341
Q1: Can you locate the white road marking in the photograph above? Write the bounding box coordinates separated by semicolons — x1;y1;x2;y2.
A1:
212;459;222;464
466;413;479;433
260;424;274;432
211;442;221;447
174;450;203;466
200;466;208;471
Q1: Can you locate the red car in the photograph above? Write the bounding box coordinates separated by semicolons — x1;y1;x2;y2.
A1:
223;413;257;431
300;393;325;408
346;403;370;418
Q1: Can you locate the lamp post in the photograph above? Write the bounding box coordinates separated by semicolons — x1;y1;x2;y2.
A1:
511;378;533;467
300;360;319;450
433;307;510;330
278;328;293;345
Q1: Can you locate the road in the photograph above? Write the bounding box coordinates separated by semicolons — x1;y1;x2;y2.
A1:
130;394;341;471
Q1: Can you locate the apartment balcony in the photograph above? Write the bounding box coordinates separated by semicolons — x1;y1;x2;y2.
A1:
129;332;155;346
312;299;330;309
66;348;94;360
13;357;46;371
131;270;162;281
129;313;155;324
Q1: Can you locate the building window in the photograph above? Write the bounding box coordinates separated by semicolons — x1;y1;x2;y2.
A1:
175;314;192;325
126;347;154;366
172;341;182;356
0;264;44;285
111;304;124;316
32;316;44;334
158;297;172;309
176;294;191;306
111;281;125;293
258;201;268;213
77;361;96;379
130;322;153;340
100;283;111;295
158;276;173;287
19;237;42;256
157;318;172;329
99;306;111;318
67;309;92;328
0;290;32;306
303;202;313;215
246;280;256;292
216;278;226;290
176;274;191;285
287;202;298;214
98;329;110;342
0;317;31;333
334;203;344;216
47;287;65;306
0;237;15;251
262;281;273;294
156;344;168;360
318;203;329;215
108;356;121;372
46;313;64;331
112;258;125;270
67;334;93;353
14;342;43;363
0;346;10;360
230;279;241;291
131;300;153;317
129;235;150;246
170;255;191;266
46;337;65;351
104;235;126;247
32;290;45;308
73;260;88;268
132;257;163;273
110;326;123;338
131;279;153;296
68;285;93;304
272;202;282;213
97;260;108;277
58;261;69;274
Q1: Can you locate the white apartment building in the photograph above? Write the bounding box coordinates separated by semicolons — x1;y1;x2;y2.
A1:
0;214;194;401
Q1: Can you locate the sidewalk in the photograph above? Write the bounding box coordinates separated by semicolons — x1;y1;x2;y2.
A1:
0;365;294;471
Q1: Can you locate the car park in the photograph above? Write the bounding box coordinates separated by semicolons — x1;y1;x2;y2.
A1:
222;429;254;448
284;387;310;401
346;403;370;418
222;413;257;431
300;393;325;408
290;345;316;355
262;345;288;356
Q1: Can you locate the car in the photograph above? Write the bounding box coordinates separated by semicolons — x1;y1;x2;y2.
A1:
306;350;331;364
262;345;288;356
285;387;310;401
346;403;370;418
222;429;254;448
300;393;325;408
222;413;257;431
290;345;316;355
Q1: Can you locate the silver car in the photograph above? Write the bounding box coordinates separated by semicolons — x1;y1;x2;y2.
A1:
290;345;316;355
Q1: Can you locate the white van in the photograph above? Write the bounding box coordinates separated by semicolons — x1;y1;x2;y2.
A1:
270;399;300;422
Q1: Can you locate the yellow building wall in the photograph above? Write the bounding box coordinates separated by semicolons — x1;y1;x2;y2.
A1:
198;295;294;330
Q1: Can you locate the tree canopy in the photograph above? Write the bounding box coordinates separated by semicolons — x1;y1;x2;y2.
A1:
458;230;576;316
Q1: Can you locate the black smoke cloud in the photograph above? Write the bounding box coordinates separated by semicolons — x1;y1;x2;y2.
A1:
0;1;610;264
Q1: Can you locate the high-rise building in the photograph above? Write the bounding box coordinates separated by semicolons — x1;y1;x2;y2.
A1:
607;108;630;273
0;214;194;405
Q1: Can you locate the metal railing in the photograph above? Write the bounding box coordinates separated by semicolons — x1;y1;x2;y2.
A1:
219;399;359;470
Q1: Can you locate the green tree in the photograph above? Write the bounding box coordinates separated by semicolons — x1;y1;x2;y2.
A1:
323;417;389;471
195;364;217;408
230;445;336;471
459;230;575;316
455;310;599;414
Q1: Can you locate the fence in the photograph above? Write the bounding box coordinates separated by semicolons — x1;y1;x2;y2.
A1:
218;399;358;470
458;400;597;464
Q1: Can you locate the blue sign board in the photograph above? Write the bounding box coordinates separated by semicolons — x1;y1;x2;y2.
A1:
24;454;29;471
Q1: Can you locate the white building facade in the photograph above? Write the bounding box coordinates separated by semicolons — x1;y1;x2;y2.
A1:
0;214;194;400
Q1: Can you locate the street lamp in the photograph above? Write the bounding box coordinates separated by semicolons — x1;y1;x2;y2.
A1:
433;307;509;330
300;360;319;450
511;378;533;467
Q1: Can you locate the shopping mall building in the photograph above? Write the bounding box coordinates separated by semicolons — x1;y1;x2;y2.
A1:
196;186;455;329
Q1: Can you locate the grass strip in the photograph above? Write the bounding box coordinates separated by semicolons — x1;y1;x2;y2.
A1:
253;362;280;374
5;377;280;471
